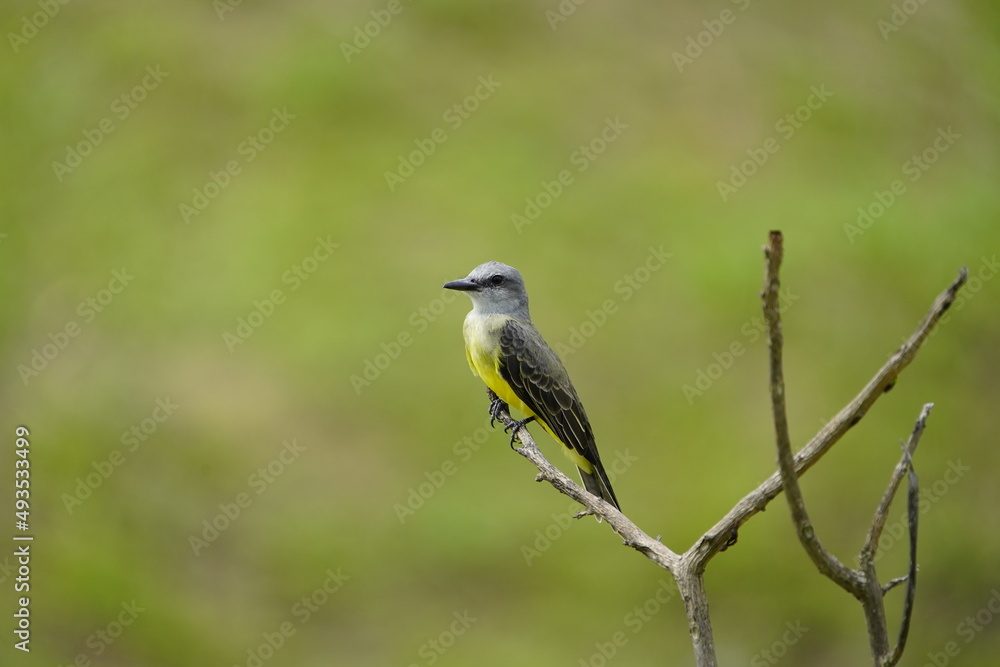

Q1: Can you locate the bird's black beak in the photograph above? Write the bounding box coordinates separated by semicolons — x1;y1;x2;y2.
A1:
443;278;480;291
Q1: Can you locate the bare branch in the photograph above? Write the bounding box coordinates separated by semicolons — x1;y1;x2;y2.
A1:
862;404;933;564
882;576;909;594
886;418;924;666
674;567;716;667
491;402;680;573
490;401;718;663
760;234;936;666
763;230;862;592
688;266;966;571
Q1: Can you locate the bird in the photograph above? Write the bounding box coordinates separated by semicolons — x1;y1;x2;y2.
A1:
443;261;620;514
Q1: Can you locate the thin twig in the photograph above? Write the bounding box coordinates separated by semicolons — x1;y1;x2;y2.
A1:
862;404;933;564
882;576;909;594
886;431;922;666
763;230;861;592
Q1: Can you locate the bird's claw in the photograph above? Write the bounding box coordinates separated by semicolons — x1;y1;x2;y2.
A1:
488;393;508;429
484;388;534;449
504;416;535;449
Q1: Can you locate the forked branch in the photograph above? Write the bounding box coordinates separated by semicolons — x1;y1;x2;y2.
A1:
489;234;966;667
763;231;935;665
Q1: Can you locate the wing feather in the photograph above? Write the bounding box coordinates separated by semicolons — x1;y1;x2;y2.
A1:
496;319;598;467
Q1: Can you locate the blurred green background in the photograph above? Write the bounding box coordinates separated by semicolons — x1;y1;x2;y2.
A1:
2;0;998;665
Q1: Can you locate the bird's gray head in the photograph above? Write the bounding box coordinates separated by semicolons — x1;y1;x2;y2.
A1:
443;261;531;320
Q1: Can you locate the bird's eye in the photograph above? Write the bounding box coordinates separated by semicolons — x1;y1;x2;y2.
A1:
490;274;505;286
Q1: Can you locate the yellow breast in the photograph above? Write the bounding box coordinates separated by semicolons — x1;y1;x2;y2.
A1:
460;312;592;473
462;313;534;418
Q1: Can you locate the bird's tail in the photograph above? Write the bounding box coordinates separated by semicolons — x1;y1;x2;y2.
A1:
578;466;620;521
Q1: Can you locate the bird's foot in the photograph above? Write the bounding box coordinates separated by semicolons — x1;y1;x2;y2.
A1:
487;392;509;429
504;416;535;449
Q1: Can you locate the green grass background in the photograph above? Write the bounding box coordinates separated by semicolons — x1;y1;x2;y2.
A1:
1;0;998;665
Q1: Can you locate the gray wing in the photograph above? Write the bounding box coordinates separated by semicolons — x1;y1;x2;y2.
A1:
496;319;600;467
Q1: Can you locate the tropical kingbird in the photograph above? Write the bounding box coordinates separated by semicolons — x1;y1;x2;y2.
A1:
444;261;620;512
